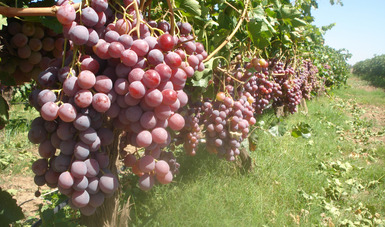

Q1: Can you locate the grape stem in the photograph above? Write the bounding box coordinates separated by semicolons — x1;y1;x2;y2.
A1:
0;3;81;17
216;67;245;85
166;0;175;36
204;0;250;63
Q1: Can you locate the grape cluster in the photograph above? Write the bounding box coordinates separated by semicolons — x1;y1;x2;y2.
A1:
27;0;207;213
202;93;255;161
269;61;303;113
299;60;319;99
0;20;64;84
174;102;203;156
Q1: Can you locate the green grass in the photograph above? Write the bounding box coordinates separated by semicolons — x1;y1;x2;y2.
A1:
126;76;385;226
333;75;385;106
0;104;39;176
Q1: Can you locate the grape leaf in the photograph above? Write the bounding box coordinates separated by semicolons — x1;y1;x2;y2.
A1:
39;16;63;34
291;122;312;138
177;0;201;16
0;95;9;126
0;15;7;30
0;188;25;224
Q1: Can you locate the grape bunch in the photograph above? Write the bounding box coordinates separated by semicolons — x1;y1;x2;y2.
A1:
26;0;207;214
0;19;65;84
299;60;320;99
270;61;303;114
202;93;256;161
173;102;203;156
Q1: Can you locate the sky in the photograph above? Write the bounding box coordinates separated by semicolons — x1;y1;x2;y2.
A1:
311;0;385;65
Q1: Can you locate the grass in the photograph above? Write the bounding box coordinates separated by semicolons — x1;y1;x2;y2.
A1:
0;104;39;177
126;75;385;226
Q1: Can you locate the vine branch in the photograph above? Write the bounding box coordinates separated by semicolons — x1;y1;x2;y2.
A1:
203;0;250;63
0;3;81;17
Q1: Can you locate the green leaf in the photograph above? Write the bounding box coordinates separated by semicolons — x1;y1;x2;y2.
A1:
292;18;308;27
0;188;25;224
177;0;201;16
0;15;7;30
247;18;273;49
0;95;10;126
291;122;312;138
39;16;63;34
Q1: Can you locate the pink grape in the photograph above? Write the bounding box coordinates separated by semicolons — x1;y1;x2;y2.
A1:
114;78;129;95
125;106;142;122
129;81;146;99
104;30;119;42
91;0;108;12
81;57;100;74
138;173;154;191
161;89;177;105
138;155;155;173
89;191;104;208
154;160;169;176
79;127;98;145
70;25;89;45
136;130;152;147
63;76;80;97
123;154;136;167
118;34;133;49
72;190;90;208
140;111;157;129
158;33;174;51
40;101;59;121
58;171;74;189
121;49;138;67
169;98;180;112
32;159;48;176
108;41;125;58
154;105;172;120
39;139;56;158
85;159;100;178
92;93;111;113
87;177;100;195
165;52;182;68
177;90;188;107
94;75;113;93
156;171;173;184
99;173;119;194
155;63;172;81
71;161;87;178
73;176;89;191
80;205;96;216
74;90;93;108
157;81;174;90
130;39;149;57
128;68;144;83
168;113;185;131
58;103;77;122
56;3;76;25
81;7;98;27
142;70;161;88
147;49;164;65
37;89;56;107
115;19;131;35
151;127;168;144
144;89;163;107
